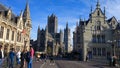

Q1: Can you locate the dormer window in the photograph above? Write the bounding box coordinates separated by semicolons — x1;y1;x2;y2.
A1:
7;10;11;19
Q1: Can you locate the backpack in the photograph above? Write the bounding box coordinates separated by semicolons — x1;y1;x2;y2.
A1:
25;52;30;62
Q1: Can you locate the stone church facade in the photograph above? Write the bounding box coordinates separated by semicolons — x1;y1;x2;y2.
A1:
73;1;120;61
37;14;64;56
0;2;32;55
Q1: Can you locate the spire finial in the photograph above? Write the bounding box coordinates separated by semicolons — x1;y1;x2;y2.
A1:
91;5;92;13
96;0;100;8
104;7;105;15
20;10;23;17
76;21;78;27
38;25;40;30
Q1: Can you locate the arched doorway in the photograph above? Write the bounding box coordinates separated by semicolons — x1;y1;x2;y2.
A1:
47;41;53;56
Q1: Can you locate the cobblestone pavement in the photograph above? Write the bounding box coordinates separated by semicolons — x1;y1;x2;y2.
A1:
12;58;119;68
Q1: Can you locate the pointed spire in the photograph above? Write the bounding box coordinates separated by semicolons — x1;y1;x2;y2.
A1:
91;5;92;13
37;25;40;39
104;7;106;15
79;17;82;26
45;24;48;32
60;29;62;33
90;6;92;23
23;0;31;20
76;21;78;27
66;22;68;29
38;25;40;30
104;7;106;24
96;0;100;9
20;10;23;17
84;18;86;26
37;25;40;35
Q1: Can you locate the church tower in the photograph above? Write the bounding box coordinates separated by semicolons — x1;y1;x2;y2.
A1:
23;1;32;48
48;14;58;36
37;26;40;51
23;1;31;27
64;22;71;53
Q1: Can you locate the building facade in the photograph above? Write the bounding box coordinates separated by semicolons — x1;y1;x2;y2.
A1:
73;1;119;61
113;23;120;59
64;22;72;53
36;14;64;56
0;2;32;56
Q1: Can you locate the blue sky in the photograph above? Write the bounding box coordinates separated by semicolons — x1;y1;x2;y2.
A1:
0;0;120;41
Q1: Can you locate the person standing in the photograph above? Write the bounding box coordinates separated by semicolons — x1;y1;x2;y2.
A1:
16;50;21;65
20;49;26;68
27;45;34;68
0;45;4;59
9;48;15;68
0;45;4;67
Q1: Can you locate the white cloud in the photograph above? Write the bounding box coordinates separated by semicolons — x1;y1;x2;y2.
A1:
30;0;120;41
102;0;120;20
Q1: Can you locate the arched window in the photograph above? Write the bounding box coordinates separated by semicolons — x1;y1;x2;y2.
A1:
11;31;14;41
6;29;10;40
97;11;100;16
96;21;101;30
0;26;4;38
92;34;96;43
97;35;100;43
93;48;96;55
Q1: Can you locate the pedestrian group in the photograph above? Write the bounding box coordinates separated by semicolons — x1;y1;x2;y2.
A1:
0;44;34;68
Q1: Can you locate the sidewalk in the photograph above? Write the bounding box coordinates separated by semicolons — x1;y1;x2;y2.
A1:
86;58;120;68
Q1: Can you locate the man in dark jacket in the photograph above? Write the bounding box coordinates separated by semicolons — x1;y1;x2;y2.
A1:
9;48;15;68
20;49;26;68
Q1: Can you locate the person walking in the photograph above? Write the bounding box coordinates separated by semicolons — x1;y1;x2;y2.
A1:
27;45;34;68
9;48;15;68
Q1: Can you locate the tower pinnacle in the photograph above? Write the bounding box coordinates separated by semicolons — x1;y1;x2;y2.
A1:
23;0;31;20
96;0;100;9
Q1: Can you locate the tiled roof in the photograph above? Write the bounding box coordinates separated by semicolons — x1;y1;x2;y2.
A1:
0;3;7;11
107;17;112;23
